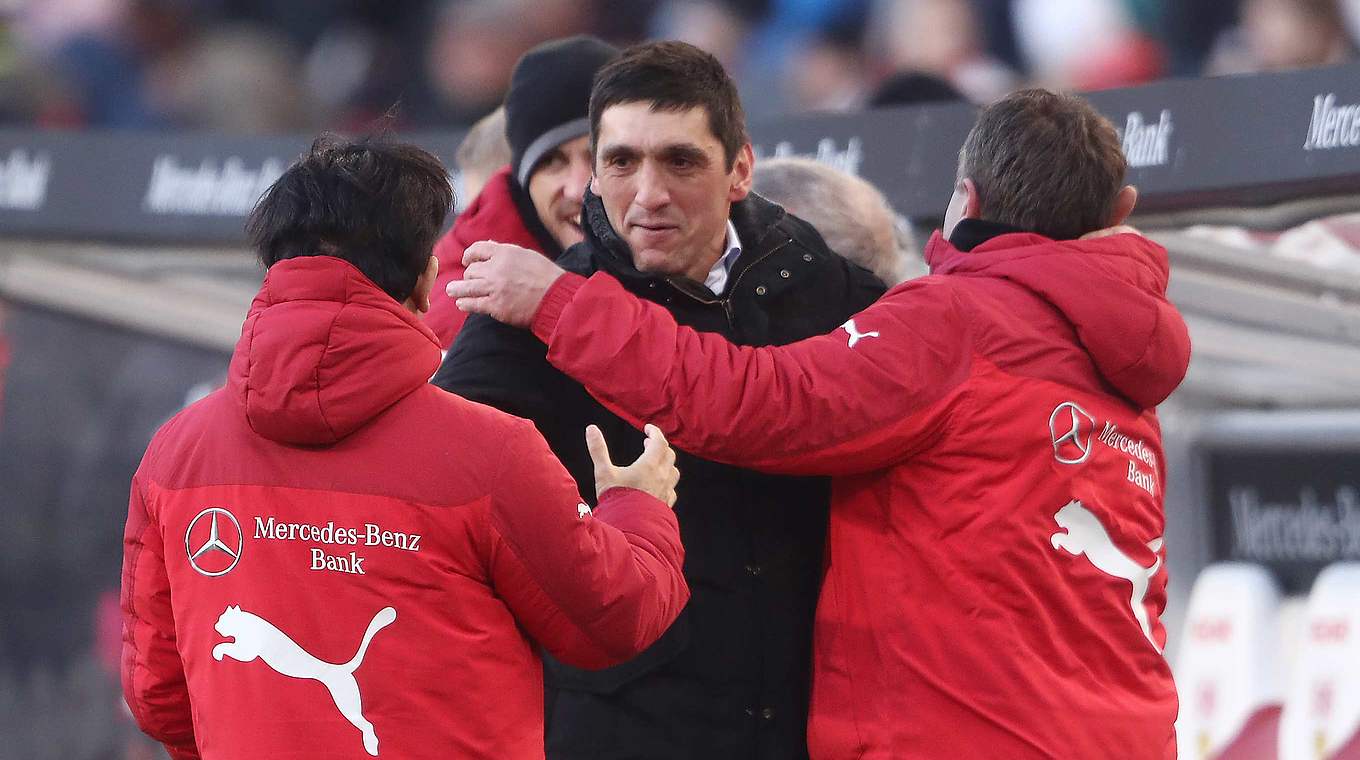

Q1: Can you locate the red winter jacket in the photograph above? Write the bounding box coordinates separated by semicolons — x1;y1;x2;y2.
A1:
426;167;551;347
529;230;1191;759
120;256;688;760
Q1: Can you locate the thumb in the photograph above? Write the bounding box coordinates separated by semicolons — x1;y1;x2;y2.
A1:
585;424;613;471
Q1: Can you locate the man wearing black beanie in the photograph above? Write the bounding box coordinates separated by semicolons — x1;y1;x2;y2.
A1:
425;36;618;347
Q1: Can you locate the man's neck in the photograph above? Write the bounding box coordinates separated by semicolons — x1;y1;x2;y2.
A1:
680;214;736;282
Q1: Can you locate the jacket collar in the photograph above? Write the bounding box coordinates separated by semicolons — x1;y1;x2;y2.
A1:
947;218;1028;252
579;188;788;291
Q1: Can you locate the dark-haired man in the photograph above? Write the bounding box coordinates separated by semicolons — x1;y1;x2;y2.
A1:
425;35;618;347
434;41;884;760
120;136;689;760
452;89;1191;758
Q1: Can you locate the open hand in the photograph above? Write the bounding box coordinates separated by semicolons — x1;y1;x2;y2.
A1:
447;240;567;327
585;424;679;507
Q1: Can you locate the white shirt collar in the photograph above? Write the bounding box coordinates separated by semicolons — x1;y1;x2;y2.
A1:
703;220;742;295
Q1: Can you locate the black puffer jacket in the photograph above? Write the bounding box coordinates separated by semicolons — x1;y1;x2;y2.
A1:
432;189;884;760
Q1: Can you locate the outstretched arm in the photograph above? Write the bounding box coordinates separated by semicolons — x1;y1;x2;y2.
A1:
536;273;972;475
448;241;974;477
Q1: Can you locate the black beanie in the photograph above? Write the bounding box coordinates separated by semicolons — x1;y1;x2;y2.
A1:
504;35;620;188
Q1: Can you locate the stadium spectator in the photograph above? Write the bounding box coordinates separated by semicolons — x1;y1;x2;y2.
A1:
159;24;315;133
424;36;617;347
434;41;884;760
454;105;511;207
753;157;924;284
867;70;965;107
872;0;1017;103
1207;0;1355;75
450;88;1191;758
120;134;689;759
424;0;541;128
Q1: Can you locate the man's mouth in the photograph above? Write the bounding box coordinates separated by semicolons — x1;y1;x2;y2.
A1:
632;222;677;233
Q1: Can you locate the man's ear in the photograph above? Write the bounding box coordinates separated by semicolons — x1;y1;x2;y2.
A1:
960;178;981;220
1108;185;1138;227
406;255;439;314
727;143;754;202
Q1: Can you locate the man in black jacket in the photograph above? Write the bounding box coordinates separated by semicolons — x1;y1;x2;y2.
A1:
433;41;884;760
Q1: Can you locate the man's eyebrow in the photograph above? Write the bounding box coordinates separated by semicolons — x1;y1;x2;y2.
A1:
598;144;641;162
660;144;710;167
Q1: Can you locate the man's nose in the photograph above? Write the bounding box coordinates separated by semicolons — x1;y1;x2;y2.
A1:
632;162;670;210
566;156;592;204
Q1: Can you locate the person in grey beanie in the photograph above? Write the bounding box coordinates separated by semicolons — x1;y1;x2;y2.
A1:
425;35;618;347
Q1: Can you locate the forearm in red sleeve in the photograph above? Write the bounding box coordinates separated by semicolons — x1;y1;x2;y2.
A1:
486;423;688;669
531;272;973;476
121;471;200;760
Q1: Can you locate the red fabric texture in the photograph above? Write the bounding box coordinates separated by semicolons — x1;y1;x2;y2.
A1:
425;167;548;348
532;231;1191;759
121;255;687;759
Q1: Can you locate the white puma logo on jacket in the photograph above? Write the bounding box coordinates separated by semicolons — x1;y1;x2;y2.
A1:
841;319;880;348
1050;500;1164;651
212;605;397;755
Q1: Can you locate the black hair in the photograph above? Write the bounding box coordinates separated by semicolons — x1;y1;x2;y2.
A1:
247;134;453;302
589;40;748;170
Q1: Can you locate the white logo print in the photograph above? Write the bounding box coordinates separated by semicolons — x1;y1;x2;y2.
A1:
213;605;397;755
1050;500;1164;651
841;319;880;348
185;507;243;577
577;503;592;519
1049;402;1095;465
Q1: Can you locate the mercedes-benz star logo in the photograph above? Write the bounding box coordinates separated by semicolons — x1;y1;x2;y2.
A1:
1049;401;1095;465
185;507;243;577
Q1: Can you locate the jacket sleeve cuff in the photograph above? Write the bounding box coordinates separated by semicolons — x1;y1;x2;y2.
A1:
530;272;588;343
593;487;679;534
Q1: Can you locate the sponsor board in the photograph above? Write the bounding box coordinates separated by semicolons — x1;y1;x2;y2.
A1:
1209;450;1360;593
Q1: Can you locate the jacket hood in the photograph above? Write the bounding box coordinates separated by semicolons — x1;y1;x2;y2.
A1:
926;230;1190;409
228;256;441;445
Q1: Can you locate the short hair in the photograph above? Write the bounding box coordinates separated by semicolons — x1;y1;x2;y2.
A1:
247;134;452;303
454;105;510;201
754;158;922;285
959;89;1126;240
589;40;748;170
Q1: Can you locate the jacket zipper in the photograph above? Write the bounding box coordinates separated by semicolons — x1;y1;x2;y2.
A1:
665;238;794;332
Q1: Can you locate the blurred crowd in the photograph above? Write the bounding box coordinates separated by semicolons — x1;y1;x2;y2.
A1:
1;0;1359;132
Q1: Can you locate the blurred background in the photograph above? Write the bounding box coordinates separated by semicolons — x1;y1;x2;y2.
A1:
2;0;1359;133
2;1;1360;759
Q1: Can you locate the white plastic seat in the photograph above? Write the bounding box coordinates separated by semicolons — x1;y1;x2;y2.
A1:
1176;562;1285;760
1279;563;1360;760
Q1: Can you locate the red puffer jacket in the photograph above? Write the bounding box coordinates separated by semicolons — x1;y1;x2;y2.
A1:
120;256;687;760
426;167;549;347
529;230;1191;759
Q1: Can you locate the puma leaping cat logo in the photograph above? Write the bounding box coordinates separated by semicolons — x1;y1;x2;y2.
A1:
212;605;396;755
842;319;880;348
1050;500;1164;651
